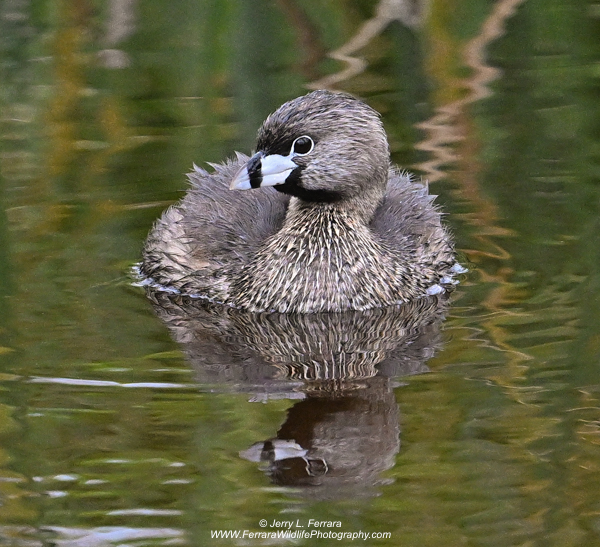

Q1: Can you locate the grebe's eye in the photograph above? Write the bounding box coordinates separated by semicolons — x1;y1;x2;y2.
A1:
291;136;314;156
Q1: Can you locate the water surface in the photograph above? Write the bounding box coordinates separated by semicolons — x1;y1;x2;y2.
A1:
1;0;599;545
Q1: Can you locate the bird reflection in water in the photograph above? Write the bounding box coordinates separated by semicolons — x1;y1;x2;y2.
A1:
146;289;449;499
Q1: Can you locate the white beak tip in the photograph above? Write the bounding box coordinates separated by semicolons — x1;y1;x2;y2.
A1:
230;166;252;190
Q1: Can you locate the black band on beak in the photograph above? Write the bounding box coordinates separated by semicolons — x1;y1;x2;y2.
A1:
247;152;264;189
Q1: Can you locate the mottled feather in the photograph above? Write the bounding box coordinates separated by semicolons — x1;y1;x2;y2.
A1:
140;91;460;313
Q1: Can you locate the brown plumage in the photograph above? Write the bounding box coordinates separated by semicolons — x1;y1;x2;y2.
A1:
140;90;461;313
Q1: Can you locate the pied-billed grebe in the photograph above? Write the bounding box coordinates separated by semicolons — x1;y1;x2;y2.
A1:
140;90;462;313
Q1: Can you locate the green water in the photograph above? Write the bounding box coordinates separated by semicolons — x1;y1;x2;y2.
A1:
1;0;599;545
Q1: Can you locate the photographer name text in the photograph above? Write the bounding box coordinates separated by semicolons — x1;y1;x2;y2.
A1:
265;519;341;529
